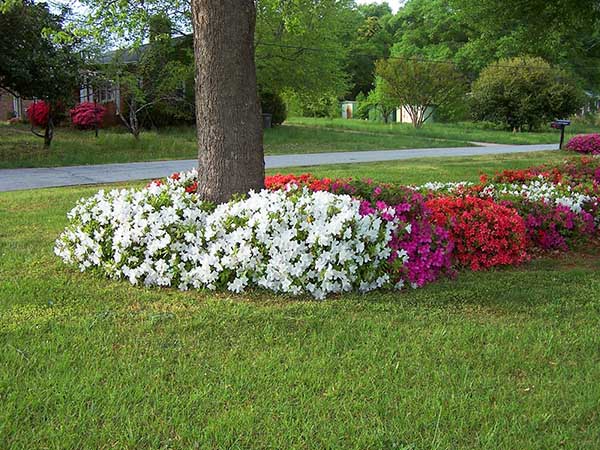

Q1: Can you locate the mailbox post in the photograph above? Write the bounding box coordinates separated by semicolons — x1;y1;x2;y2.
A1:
551;119;571;149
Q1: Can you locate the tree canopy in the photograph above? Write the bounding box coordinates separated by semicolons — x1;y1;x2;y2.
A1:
0;0;82;147
375;57;466;128
0;1;81;102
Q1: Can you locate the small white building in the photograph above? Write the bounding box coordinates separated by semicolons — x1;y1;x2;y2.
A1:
395;105;435;124
341;101;357;119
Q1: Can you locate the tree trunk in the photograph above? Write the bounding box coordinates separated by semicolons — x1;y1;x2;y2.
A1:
43;117;54;149
191;0;264;204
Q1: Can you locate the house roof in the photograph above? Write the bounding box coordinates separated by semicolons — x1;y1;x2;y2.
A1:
97;34;192;65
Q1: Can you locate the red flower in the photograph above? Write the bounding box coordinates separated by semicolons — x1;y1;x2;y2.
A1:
27;101;50;127
426;196;529;270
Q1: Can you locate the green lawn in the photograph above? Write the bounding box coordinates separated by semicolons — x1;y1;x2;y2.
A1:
284;150;567;185
2;153;600;449
288;117;598;146
0;122;474;169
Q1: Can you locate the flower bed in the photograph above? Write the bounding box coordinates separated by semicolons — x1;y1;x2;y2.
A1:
56;177;413;299
56;157;600;299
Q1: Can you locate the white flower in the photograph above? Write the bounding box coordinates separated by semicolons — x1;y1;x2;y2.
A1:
54;170;416;299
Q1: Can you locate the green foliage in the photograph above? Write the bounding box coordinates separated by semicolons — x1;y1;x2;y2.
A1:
255;0;353;103
471;57;584;130
450;0;600;88
290;93;340;118
345;5;400;99
259;90;287;126
375;57;467;128
0;1;81;109
354;92;369;119
391;0;471;68
137;29;195;127
362;78;398;123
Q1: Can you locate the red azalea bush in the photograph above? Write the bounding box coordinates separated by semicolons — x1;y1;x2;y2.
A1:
489;167;563;184
26;101;50;127
265;173;333;191
426;196;529;270
566;134;600;155
70;102;106;129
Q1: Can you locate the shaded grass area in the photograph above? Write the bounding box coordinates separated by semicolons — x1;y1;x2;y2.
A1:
288;117;599;146
0;123;472;169
1;157;600;449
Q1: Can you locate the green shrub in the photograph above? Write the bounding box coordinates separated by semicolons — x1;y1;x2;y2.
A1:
260;90;287;125
471;56;584;131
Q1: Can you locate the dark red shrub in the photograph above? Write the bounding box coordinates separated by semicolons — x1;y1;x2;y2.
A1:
426;196;529;271
26;101;50;127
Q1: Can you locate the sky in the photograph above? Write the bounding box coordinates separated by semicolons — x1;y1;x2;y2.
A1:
355;0;403;13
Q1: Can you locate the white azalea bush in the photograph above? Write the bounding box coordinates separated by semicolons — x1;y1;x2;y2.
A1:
55;180;410;299
480;178;595;214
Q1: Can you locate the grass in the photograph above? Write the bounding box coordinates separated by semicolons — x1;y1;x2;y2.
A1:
0;122;473;169
288;117;599;146
280;150;568;184
2;154;600;449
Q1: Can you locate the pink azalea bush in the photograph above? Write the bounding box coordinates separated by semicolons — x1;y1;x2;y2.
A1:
70;102;107;129
566;134;600;155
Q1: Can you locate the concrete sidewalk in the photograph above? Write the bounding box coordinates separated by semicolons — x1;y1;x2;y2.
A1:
0;143;558;192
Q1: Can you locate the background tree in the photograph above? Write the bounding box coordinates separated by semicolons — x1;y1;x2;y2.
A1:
344;2;398;99
391;0;472;73
471;57;584;131
0;0;81;148
375;57;466;128
360;78;398;123
255;0;354;109
191;0;264;203
138;14;195;127
450;0;600;89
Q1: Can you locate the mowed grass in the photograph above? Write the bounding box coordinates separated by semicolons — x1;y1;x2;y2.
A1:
2;154;600;449
280;150;568;184
0;122;473;169
288;117;599;146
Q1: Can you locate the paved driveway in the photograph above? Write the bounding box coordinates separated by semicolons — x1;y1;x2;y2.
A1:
0;144;557;192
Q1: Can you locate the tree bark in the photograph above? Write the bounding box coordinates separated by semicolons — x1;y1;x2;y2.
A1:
191;0;265;204
43;116;54;149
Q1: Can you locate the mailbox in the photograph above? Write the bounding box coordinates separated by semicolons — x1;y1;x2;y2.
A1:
550;119;571;149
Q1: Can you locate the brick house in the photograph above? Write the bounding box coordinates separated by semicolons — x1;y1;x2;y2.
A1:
0;88;34;121
2;35;192;127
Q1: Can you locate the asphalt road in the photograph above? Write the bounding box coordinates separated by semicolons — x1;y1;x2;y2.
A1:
0;143;557;192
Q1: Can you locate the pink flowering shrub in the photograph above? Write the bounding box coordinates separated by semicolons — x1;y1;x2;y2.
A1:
504;200;597;251
566;134;600;155
265;176;455;287
70;102;106;129
358;198;454;288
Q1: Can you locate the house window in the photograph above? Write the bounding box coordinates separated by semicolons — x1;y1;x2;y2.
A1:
12;96;22;119
97;83;115;104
